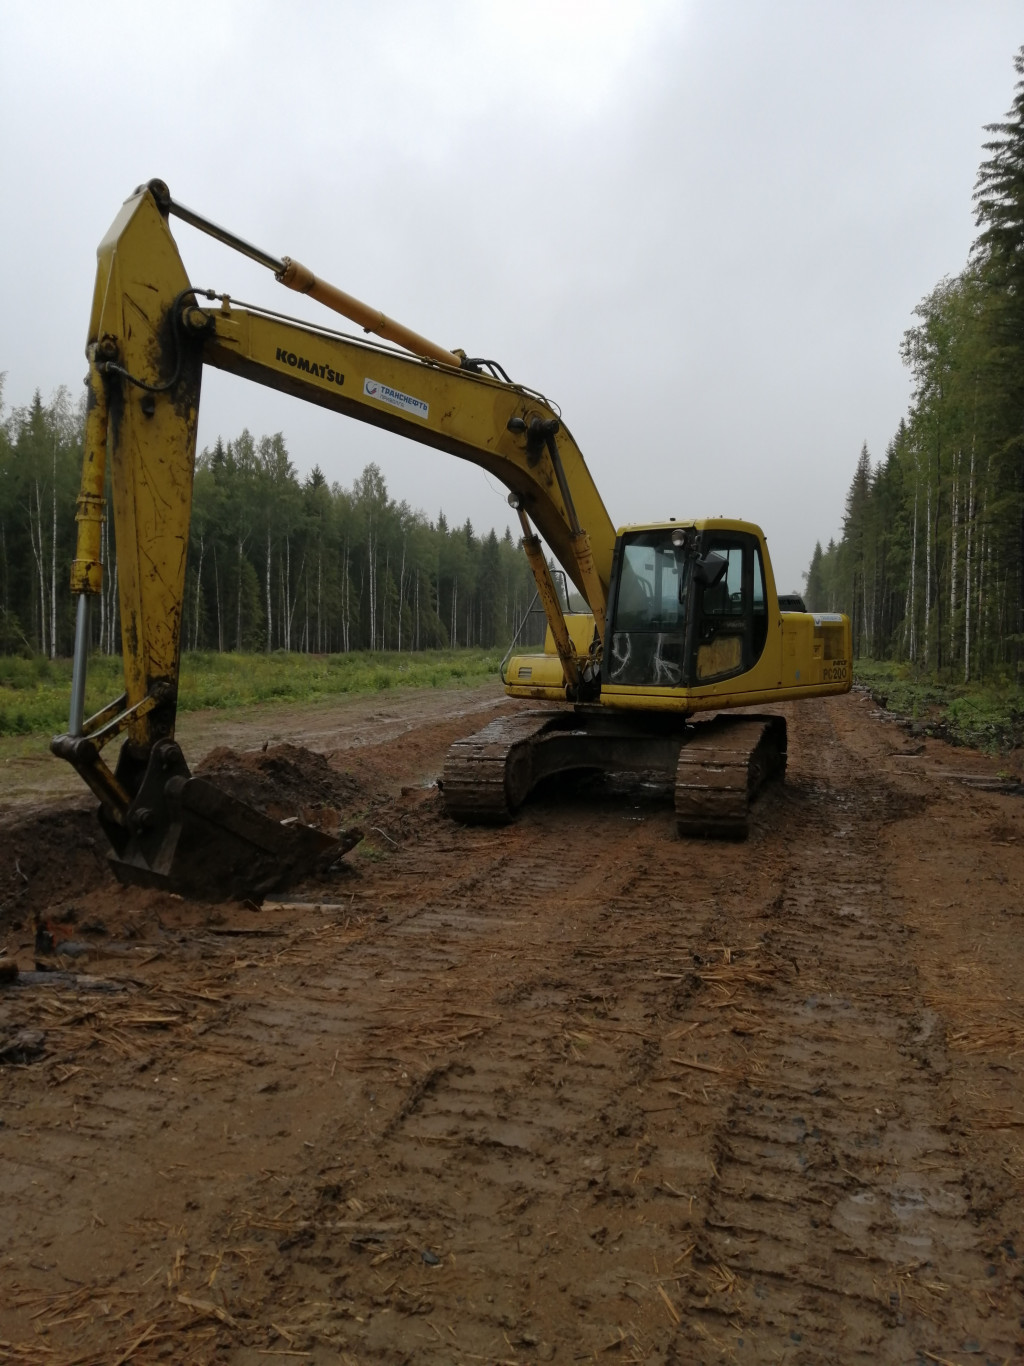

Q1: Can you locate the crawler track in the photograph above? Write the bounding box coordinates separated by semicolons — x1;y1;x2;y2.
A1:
444;707;788;838
441;710;555;822
674;713;787;838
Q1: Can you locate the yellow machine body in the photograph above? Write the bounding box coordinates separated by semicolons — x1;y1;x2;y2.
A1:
55;180;852;888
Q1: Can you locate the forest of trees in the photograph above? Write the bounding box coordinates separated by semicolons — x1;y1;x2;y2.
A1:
807;46;1024;683
0;381;544;660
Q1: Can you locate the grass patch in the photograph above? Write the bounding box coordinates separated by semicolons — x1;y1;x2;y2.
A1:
0;648;503;738
855;659;1023;752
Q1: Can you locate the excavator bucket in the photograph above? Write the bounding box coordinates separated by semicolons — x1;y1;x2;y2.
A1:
96;740;359;901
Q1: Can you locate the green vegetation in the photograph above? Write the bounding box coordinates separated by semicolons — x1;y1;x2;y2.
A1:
806;46;1024;690
0;384;544;663
0;648;502;738
855;660;1023;753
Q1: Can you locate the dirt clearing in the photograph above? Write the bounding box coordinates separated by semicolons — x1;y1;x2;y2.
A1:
0;684;1022;1364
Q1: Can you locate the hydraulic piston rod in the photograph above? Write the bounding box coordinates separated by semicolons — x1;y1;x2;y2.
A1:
153;179;463;369
67;351;110;735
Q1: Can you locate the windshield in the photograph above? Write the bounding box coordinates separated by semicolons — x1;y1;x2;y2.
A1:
607;531;690;687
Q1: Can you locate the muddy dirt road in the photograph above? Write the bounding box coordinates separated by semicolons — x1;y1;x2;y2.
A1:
0;685;1022;1364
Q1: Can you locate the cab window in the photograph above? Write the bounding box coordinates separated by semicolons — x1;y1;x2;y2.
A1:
608;533;686;687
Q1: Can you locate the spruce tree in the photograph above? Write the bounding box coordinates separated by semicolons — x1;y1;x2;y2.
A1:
973;43;1024;662
803;542;825;612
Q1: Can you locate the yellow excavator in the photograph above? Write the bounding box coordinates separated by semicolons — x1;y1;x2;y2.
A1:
52;180;851;896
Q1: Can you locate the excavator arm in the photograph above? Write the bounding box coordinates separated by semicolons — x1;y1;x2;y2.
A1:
53;180;617;894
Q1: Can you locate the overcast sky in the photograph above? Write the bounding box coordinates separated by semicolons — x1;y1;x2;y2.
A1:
1;2;1021;594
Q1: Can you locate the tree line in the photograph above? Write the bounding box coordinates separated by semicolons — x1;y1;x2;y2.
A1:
0;382;546;659
806;46;1024;683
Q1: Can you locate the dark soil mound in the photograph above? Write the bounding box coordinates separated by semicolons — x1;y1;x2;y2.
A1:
196;743;370;825
0;800;113;932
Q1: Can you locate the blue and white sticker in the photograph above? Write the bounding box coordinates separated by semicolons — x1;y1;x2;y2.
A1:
363;377;429;420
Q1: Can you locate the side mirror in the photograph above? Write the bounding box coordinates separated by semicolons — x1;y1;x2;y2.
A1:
694;552;728;589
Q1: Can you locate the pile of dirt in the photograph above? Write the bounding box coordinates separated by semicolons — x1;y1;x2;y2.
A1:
200;742;454;855
0;800;113;934
197;742;373;828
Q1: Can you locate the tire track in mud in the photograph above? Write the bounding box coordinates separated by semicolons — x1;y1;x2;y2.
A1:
665;701;1021;1365
222;798;745;1363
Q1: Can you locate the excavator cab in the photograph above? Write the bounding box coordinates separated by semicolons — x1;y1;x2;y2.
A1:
606;525;770;691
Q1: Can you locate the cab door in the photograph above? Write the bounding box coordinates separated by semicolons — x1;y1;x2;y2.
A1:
689;532;769;684
606;531;688;687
